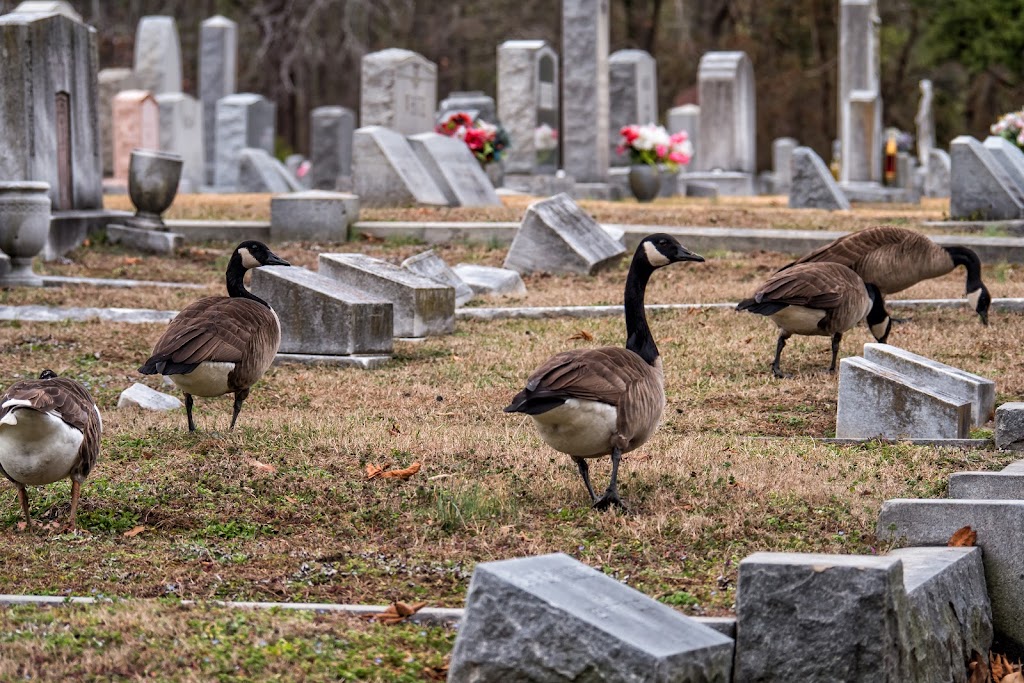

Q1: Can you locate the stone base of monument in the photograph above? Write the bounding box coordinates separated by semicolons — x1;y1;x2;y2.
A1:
273;353;391;369
683;180;720;198
45;209;133;261
106;224;184;254
682;170;756;196
270;190;359;243
502;173;575;197
840;181;918;203
608;166;680;198
568;182;621;201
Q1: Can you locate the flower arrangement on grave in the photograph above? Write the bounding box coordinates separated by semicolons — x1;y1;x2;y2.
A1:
435;111;510;166
991;108;1024;150
616;123;693;171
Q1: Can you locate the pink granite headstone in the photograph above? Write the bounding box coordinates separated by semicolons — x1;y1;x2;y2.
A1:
112;89;160;181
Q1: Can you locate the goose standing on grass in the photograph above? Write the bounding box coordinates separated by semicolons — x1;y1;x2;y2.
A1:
737;262;893;378
139;240;290;432
504;234;704;511
0;370;101;529
778;226;991;324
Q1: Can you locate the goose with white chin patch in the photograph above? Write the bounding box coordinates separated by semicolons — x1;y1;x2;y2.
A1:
504;234;705;511
139;240;290;432
0;369;101;529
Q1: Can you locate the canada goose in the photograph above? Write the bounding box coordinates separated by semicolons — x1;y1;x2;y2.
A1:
737;262;892;377
779;226;991;324
504;234;704;511
139;240;290;432
0;370;101;529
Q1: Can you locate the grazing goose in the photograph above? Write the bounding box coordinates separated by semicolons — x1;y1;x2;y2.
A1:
779;225;991;324
0;370;101;529
737;262;892;377
504;234;705;511
139;240;290;432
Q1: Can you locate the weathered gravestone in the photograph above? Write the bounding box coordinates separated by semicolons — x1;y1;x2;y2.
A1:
788;147;850;210
352;126;448;207
12;1;81;20
0;8;102;210
983;136;1024;196
995;403;1024;451
925;148;951;198
319;253;455;337
310;106;355;190
838;0;882;184
237;148;301;193
111;90;159;183
667;104;700;169
916;79;934;169
401;250;474;307
214;93;276;190
270;190;357;243
835;356;971;439
504;193;626;275
449;553;734;682
453;264;526;297
608;49;658;167
249;266;393;357
155;92;204;192
950;135;1024;220
561;0;610;184
408;133;501;207
497;40;560;176
437;90;497;125
770;137;798;194
98;68;139;177
360;48;437;135
133;16;182;96
199;15;237;186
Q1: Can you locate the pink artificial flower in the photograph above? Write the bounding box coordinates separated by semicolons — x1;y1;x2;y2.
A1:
668;151;690;164
655;144;668;158
669;132;689;144
616;145;626;155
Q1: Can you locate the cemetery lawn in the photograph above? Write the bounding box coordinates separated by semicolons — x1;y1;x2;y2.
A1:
0;198;1021;677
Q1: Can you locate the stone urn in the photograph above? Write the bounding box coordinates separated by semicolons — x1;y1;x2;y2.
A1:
127;149;183;230
0;181;51;287
628;164;661;202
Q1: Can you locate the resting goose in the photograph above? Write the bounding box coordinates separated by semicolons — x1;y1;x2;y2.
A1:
504;234;705;510
0;370;101;529
738;262;892;377
139;240;290;432
779;225;991;324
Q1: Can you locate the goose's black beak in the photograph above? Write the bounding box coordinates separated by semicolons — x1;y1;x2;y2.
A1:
676;245;705;263
265;253;291;267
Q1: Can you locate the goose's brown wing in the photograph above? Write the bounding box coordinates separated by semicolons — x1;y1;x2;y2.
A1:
780;226;912;271
140;297;274;373
753;263;852;310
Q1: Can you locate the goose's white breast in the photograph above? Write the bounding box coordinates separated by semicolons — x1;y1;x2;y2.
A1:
169;362;235;397
770;306;827;336
0;409;83;485
531;399;618;458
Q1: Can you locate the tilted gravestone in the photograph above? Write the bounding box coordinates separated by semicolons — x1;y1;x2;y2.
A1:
199;15;237;186
453;264;526;297
608;49;658;167
155;92;204;192
352;126;448;207
360;48;436;135
561;0;610;183
789;146;850;210
98;68;139;177
249;266;393;356
133;16;182;96
408;133;501;207
497;40;560;176
0;9;102;210
310;106;355;190
401;250;474;307
111;90;160;183
237;148;301;194
319;253;455;337
504;193;626;275
214;93;275;190
950;135;1024;220
835;356;971;439
983;135;1024;196
448;553;734;682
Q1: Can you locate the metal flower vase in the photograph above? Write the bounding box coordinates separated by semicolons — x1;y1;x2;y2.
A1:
628;164;661;203
127;149;183;230
0;181;51;287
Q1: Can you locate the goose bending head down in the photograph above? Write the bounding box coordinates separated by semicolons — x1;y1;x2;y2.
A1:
0;370;102;529
737;262;892;378
139;240;290;432
504;234;705;511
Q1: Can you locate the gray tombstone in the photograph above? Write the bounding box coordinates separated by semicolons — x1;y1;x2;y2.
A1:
98;68;139;177
667;104;700;169
448;553;734;682
360;48;437;135
237;148;301;193
214;93;276;190
408;133;501;207
924;148;951;198
789;146;850;210
155;92;204;192
996;404;1024;450
838;0;882;184
983;136;1024;196
13;1;80;21
608;49;658;167
310;106;355;190
950;136;1024;220
497;40;560;175
0;9;102;210
199;15;238;187
453;264;527;297
401;251;474;307
352;126;448;207
437;90;497;125
771;137;798;193
271;191;356;243
561;0;610;183
133;16;182;96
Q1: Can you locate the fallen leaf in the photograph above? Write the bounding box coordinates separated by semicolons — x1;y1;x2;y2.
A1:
123;257;142;265
967;651;988;683
16;521;27;531
422;664;449;681
248;459;277;474
568;329;593;341
948;526;977;547
366;463;384;479
123;525;146;538
284;496;298;504
362;601;428;624
379;462;421;480
991;652;1021;681
389;423;401;436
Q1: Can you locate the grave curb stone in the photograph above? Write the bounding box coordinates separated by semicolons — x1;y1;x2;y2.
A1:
270;190;357;243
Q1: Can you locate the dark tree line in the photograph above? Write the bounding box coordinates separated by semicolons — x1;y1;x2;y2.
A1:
5;0;1023;170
